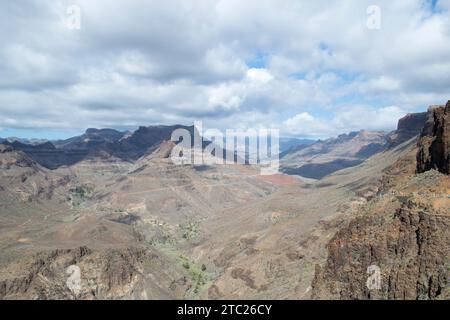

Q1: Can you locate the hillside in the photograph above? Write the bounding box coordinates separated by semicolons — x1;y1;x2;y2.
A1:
0;104;448;300
280;130;388;179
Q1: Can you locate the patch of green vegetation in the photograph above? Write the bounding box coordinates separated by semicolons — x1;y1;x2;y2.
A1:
179;219;201;241
70;185;94;199
69;185;95;207
97;207;125;213
132;218;210;297
178;254;208;295
156;245;210;298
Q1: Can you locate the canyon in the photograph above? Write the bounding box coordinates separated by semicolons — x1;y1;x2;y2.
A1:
0;101;448;300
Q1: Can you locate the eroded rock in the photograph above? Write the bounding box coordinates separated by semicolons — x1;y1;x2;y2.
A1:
417;101;450;174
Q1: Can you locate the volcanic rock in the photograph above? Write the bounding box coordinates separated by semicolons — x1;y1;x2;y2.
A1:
417;101;450;174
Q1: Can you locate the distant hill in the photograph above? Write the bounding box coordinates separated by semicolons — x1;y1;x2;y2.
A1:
1;137;49;145
280;110;431;180
2;113;428;175
280;130;387;179
279;137;316;154
53;128;128;149
4;125;198;169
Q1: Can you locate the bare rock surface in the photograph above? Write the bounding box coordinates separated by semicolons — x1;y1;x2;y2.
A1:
312;102;450;300
417;101;450;174
387;112;427;147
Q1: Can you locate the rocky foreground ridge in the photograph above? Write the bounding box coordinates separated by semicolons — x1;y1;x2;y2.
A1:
0;246;192;299
417;101;450;175
312;101;450;300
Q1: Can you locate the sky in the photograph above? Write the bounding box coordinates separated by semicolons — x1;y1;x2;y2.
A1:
0;0;449;140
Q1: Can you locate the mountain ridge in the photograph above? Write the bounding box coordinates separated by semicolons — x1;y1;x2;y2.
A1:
2;125;198;169
280;130;388;179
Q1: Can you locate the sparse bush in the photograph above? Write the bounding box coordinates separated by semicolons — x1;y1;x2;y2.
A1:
178;255;207;295
180;219;201;240
70;185;94;199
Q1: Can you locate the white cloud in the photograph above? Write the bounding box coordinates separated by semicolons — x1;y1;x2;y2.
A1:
284;112;333;137
284;105;408;138
332;105;407;132
0;0;449;137
361;76;401;93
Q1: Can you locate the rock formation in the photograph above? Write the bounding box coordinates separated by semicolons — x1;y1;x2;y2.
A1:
387;112;427;147
0;246;191;299
312;101;450;300
417;101;450;174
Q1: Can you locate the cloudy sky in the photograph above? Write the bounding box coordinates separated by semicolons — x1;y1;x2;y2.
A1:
0;0;449;139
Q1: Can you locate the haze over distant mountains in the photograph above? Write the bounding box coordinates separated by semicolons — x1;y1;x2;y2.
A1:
1;126;311;171
0;110;427;181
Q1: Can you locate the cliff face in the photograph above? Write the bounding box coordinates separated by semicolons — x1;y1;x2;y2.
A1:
312;176;450;300
387;112;427;147
417;101;450;174
312;102;450;300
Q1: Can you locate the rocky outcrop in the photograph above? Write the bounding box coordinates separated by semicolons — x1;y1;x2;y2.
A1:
0;144;37;170
0;246;191;300
0;144;13;154
417;101;450;174
387;112;427;147
312;177;450;299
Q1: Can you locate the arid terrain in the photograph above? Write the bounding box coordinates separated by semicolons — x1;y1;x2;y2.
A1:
0;102;449;300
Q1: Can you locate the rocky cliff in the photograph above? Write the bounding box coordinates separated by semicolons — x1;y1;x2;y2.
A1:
417;101;450;174
312;102;450;300
387;112;427;147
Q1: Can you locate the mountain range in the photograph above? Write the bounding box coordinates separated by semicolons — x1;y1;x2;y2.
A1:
0;101;448;300
0;118;418;180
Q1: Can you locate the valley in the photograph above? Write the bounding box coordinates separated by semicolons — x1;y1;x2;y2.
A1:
0;102;449;300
